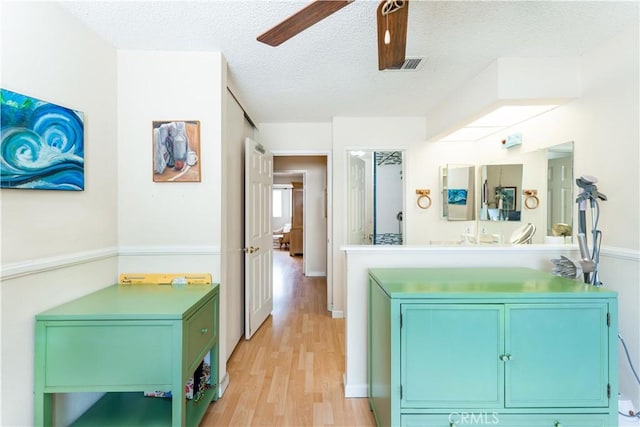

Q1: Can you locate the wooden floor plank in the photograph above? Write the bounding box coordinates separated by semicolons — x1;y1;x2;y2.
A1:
202;249;375;426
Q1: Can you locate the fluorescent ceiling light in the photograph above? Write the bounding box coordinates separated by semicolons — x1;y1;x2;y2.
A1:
439;104;559;142
469;105;559;127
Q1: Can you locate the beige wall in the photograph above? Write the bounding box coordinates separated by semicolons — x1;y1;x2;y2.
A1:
116;48;228;391
116;50;223;249
1;3;638;423
222;93;255;360
1;3;118;425
1;2;118;264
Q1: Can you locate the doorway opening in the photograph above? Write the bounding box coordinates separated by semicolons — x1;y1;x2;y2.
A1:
272;154;331;311
347;150;404;245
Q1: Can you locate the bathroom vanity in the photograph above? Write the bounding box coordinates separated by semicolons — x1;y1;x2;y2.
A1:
34;282;219;426
368;267;618;426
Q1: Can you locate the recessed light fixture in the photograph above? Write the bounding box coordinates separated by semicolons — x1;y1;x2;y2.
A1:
439;105;559;142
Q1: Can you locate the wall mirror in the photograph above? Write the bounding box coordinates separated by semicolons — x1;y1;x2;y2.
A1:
546;141;574;236
347;150;404;245
440;164;475;221
479;164;523;221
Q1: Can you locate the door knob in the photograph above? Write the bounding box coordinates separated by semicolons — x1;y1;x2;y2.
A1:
243;246;260;254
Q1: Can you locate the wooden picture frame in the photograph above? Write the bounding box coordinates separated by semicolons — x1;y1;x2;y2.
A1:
152;120;201;182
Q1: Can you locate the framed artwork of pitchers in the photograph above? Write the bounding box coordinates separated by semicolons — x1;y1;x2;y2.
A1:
152;120;200;182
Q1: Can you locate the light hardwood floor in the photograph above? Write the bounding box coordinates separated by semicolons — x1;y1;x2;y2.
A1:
202;249;375;426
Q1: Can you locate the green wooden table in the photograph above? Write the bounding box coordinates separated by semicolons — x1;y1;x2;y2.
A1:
34;283;219;427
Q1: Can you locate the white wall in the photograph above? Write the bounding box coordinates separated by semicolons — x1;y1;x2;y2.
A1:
332;117;426;314
426;57;581;142
467;26;640;403
1;3;118;425
258;122;332;152
116;50;222;248
571;25;639;403
116;49;228;391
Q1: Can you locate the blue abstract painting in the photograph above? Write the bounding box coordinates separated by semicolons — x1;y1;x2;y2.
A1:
447;189;468;205
1;89;84;190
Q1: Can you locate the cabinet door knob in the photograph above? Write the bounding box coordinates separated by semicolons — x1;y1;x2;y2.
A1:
449;423;456;427
201;328;208;334
500;354;511;361
554;422;562;427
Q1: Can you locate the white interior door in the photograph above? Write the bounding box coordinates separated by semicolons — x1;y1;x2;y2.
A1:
244;137;273;339
348;155;367;244
548;156;573;234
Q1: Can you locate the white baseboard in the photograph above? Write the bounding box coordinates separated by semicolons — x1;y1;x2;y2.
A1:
343;376;367;398
305;270;326;277
218;372;230;398
332;309;344;319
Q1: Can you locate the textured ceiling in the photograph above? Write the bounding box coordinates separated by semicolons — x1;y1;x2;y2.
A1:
61;0;639;123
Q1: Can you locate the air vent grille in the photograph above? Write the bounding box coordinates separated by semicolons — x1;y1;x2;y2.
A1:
386;57;424;71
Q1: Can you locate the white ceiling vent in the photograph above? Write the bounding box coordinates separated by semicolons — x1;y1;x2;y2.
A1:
385;57;424;72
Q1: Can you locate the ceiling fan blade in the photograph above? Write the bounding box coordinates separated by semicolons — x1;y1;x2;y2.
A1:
377;0;409;70
258;0;354;47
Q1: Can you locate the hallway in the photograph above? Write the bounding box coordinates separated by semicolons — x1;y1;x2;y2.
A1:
203;249;375;426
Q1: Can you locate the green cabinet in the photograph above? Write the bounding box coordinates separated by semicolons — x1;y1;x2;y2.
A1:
402;305;504;409
34;283;219;427
505;304;609;408
368;268;618;427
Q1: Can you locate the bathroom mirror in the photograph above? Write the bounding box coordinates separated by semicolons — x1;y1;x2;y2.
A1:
441;164;475;221
546;142;574;236
479;164;523;221
347;150;404;245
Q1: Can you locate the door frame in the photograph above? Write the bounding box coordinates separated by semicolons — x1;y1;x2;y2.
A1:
344;148;406;247
272;150;333;313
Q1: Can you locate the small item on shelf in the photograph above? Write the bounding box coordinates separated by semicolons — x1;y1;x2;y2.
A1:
144;355;211;401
